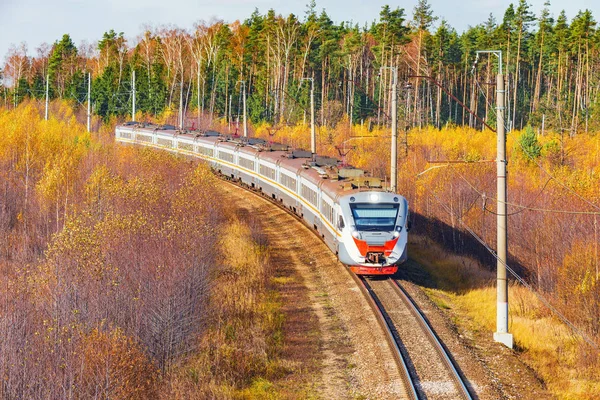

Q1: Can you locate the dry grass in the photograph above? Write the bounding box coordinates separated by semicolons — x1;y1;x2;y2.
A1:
409;236;495;292
164;217;290;398
409;234;600;400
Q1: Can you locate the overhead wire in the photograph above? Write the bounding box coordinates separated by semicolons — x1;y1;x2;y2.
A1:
469;55;600;213
420;161;600;216
417;60;600;349
417;178;600;350
449;165;600;216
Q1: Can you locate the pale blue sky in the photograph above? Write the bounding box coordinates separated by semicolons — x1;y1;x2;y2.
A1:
1;0;598;63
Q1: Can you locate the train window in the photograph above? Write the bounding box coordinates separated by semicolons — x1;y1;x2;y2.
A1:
198;147;214;157
178;142;194;151
338;215;345;230
239;157;255;170
321;201;334;223
280;174;297;192
219;151;234;163
260;164;276;180
157;138;173;147
301;184;317;206
136;134;152;143
350;203;399;231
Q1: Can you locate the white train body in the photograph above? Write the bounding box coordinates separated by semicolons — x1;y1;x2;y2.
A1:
115;124;409;275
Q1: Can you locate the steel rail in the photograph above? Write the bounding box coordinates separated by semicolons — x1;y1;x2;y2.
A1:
117;136;421;398
390;279;473;400
350;275;419;400
221;175;420;399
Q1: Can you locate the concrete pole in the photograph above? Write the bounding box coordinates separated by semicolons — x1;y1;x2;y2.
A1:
87;72;91;132
494;71;513;349
132;69;136;122
242;81;248;137
310;78;316;154
197;63;201;130
390;67;398;193
44;73;49;121
179;77;184;129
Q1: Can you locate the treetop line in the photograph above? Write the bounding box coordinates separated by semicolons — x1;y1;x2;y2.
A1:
1;1;598;134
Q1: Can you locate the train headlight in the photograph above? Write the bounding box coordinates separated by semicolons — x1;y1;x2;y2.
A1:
393;226;402;238
351;226;360;239
369;193;379;202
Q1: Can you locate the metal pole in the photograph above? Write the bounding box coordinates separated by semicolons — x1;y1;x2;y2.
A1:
242;81;248;137
310;78;316;154
391;67;398;193
179;77;184;129
44;73;49;121
197;63;201;130
87;72;91;132
132;69;136;122
301;77;317;155
494;70;513;349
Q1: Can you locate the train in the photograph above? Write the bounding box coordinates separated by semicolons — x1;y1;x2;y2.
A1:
115;123;410;275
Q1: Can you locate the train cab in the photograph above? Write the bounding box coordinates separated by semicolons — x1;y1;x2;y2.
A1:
337;191;409;275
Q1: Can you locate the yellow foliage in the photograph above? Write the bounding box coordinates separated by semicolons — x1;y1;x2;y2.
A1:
559;241;599;296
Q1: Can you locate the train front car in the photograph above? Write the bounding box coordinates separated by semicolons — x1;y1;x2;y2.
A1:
337;191;409;275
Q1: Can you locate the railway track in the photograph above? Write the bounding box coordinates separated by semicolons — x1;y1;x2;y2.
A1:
224;175;472;399
122;138;546;399
350;274;419;400
356;275;473;400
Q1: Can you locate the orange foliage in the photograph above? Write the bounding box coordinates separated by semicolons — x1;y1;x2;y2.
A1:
77;328;158;399
250;119;600;346
0;101;228;397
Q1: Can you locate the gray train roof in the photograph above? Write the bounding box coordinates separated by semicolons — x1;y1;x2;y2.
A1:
129;126;394;201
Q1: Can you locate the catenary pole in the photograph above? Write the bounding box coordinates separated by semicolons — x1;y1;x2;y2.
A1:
310;77;315;154
87;72;91;132
477;50;513;349
381;67;398;192
44;74;49;121
132;70;136;121
301;77;316;155
179;76;184;129
391;67;398;193
242;81;248;137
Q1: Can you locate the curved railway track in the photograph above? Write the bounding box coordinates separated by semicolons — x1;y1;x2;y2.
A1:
358;276;473;400
222;173;473;399
350;274;419;400
120;137;553;399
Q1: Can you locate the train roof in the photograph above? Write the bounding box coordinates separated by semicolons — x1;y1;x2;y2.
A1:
120;123;394;200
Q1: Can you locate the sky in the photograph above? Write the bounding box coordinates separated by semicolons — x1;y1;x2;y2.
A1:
1;0;598;63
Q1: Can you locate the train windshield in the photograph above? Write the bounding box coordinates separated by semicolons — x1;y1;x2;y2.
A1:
350;203;399;231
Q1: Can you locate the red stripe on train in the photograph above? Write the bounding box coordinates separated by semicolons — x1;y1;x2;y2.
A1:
350;265;398;275
352;237;400;257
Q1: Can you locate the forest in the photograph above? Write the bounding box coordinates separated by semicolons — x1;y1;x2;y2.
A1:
1;0;600;396
1;0;599;134
0;102;287;397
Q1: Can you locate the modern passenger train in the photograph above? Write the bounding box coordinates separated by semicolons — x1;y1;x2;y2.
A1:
115;123;410;275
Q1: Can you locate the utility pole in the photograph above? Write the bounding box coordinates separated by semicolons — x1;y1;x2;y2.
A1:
242;81;248;137
87;72;91;132
404;82;413;157
179;77;184;130
44;73;49;121
302;77;316;154
477;50;513;349
132;69;136;122
381;66;398;193
197;62;201;130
